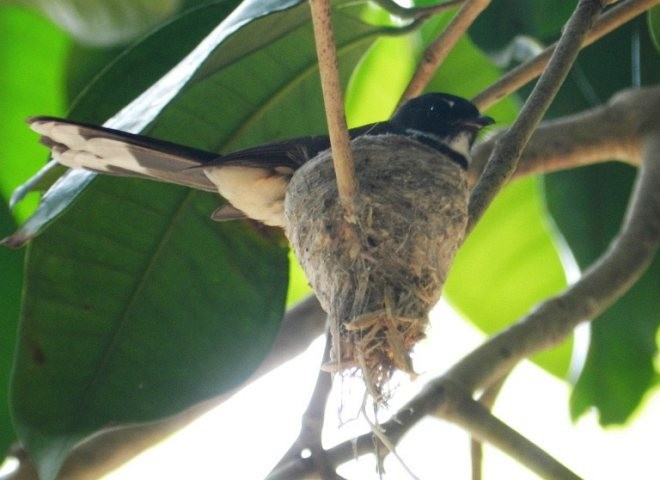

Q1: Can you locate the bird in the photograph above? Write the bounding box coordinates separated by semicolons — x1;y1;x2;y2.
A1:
28;93;493;227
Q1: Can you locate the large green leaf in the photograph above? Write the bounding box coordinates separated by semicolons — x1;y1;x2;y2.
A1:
12;181;289;479
0;201;22;458
64;0;242;121
9;1;388;478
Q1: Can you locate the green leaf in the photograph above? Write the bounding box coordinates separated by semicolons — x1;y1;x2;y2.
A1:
570;263;660;424
12;183;289;478
648;5;660;53
10;1;386;477
0;6;69;220
18;0;182;46
0;201;23;458
64;0;242;120
64;43;126;104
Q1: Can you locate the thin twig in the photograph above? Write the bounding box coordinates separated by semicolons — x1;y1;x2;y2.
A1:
472;0;660;111
400;0;491;103
437;386;582;480
467;0;605;234
268;332;334;479
470;374;508;480
309;0;358;218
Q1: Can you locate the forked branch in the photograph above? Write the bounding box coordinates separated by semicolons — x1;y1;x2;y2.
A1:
437;384;581;480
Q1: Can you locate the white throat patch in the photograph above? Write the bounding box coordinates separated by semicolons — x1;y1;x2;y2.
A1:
405;128;473;163
447;131;472;160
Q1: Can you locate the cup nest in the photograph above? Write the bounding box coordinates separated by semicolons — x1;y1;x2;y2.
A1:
285;135;468;400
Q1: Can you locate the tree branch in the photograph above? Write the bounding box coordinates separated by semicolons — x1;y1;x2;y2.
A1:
268;333;334;480
309;0;358;217
472;0;660;111
469;84;660;185
467;0;605;234
401;0;491;102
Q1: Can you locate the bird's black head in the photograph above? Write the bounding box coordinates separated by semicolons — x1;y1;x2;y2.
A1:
390;93;493;159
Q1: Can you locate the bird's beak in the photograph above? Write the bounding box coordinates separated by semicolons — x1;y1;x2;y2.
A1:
460;115;495;130
475;115;495;127
478;115;495;126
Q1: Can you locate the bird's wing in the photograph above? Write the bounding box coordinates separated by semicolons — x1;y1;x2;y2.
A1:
27;117;336;226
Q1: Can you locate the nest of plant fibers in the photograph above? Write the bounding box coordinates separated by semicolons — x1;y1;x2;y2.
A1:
284;135;468;398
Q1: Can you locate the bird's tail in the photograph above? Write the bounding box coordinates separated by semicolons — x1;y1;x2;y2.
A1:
27;116;220;192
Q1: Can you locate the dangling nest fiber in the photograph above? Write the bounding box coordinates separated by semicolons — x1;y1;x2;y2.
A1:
284;135;468;398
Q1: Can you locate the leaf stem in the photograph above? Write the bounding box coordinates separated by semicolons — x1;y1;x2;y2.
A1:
309;0;358;217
